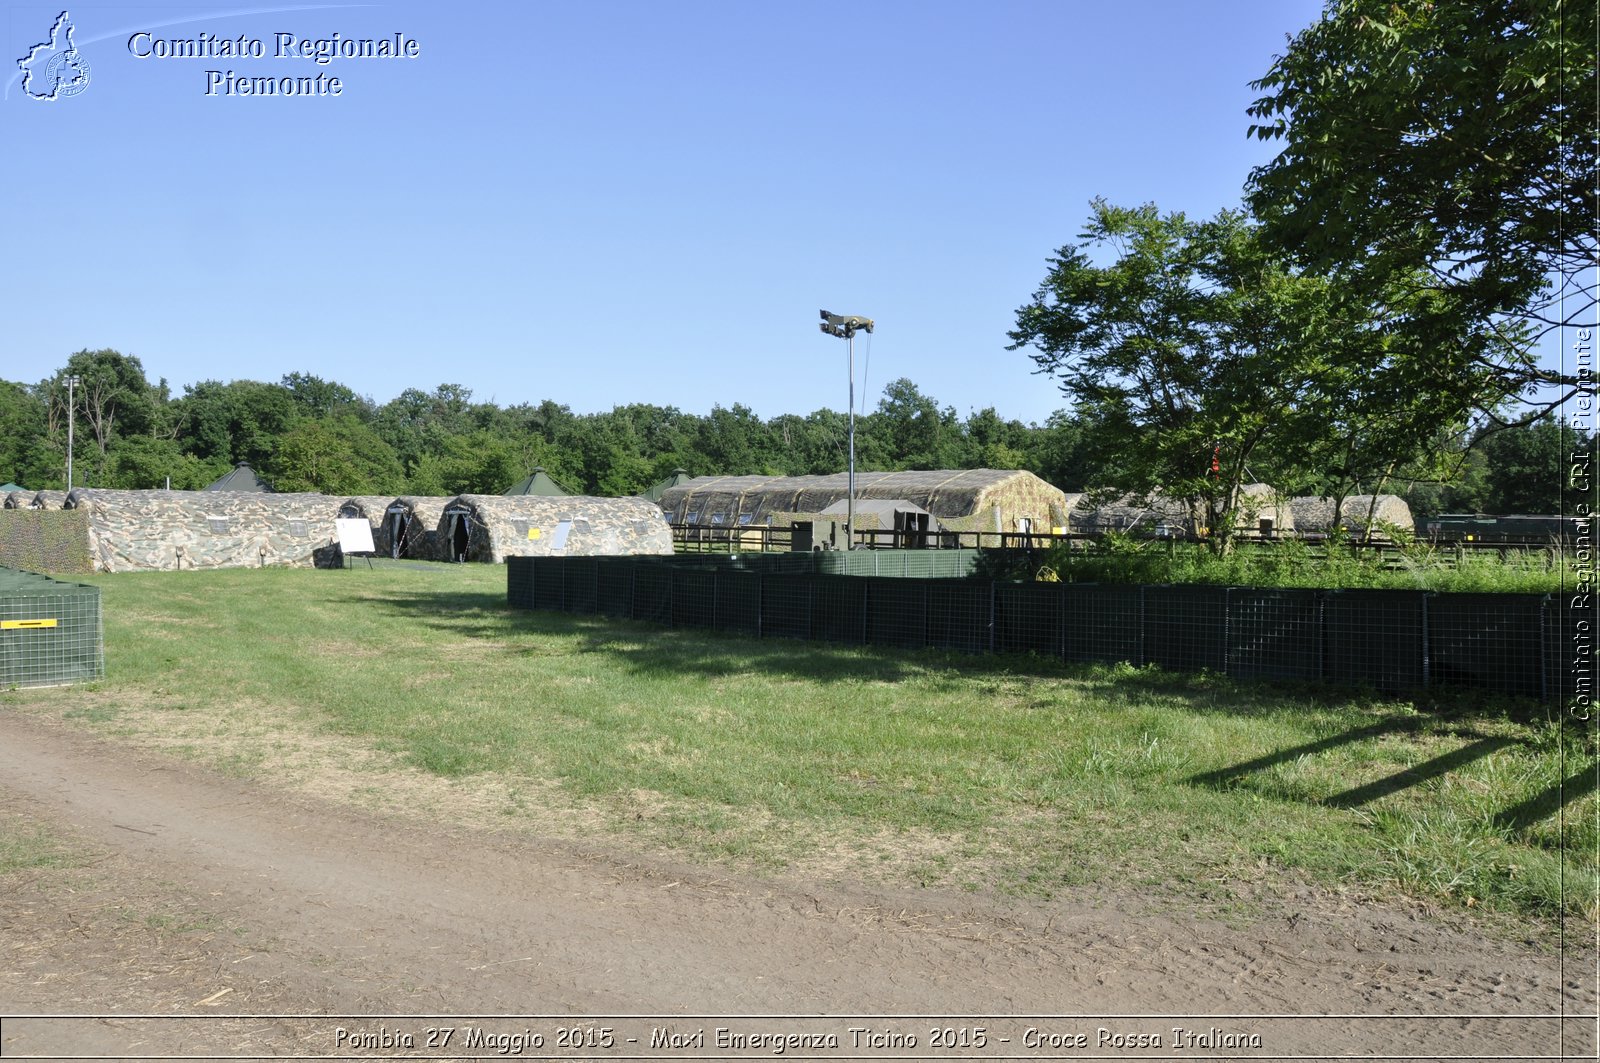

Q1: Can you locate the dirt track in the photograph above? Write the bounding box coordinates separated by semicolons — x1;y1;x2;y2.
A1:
1;710;1594;1061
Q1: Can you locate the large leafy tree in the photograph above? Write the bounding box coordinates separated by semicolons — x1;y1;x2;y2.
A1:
1009;203;1324;551
1246;0;1597;420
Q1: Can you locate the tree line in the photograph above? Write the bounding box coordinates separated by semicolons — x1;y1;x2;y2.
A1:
0;347;1580;524
4;3;1592;544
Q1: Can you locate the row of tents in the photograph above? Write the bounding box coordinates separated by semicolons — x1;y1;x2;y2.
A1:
1;489;672;573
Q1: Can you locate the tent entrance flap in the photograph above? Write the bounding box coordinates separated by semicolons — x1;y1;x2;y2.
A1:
386;506;410;559
444;506;473;562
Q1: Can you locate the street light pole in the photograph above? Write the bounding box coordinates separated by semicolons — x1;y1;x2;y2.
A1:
66;374;80;493
819;311;874;550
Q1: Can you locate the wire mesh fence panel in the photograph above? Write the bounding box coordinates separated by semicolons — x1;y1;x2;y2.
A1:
504;562;1566;705
631;563;672;624
760;575;814;640
0;587;103;687
1546;595;1595;709
505;557;534;610
1322;589;1426;694
812;576;868;644
531;557;565;612
1428;593;1546;699
926;579;991;653
1143;586;1229;673
1060;585;1143;666
561;558;599;615
995;582;1062;656
670;569;716;630
864;577;930;649
595;558;634;618
714;571;761;637
1226;588;1321;682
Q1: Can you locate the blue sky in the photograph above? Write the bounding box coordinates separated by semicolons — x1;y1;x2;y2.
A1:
3;0;1329;425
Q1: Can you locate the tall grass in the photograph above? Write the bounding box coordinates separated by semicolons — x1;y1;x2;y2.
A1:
1030;533;1572;593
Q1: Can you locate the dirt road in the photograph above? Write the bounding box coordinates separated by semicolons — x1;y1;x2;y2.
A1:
1;711;1592;1060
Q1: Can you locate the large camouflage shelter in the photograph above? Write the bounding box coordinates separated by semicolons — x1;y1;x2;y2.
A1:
657;470;1068;535
1068;484;1295;537
64;489;340;572
440;494;674;563
1290;495;1415;537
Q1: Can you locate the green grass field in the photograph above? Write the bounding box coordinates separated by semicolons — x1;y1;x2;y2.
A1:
5;564;1594;933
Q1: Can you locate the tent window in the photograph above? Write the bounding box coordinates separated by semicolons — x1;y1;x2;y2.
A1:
685;510;701;525
287;520;308;538
710;513;725;526
207;517;230;534
551;519;573;551
512;520;530;538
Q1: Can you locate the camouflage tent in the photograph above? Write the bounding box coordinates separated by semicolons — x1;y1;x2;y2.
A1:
1069;484;1295;537
658;470;1068;535
65;488;339;572
382;497;453;560
441;494;674;563
1290;495;1414;538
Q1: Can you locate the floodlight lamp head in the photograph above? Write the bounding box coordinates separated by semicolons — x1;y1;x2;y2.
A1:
818;310;874;338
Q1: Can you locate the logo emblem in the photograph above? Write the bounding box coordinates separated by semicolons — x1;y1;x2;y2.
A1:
18;11;91;100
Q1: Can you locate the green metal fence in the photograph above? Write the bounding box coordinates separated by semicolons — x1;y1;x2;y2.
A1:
508;556;1588;706
0;567;104;687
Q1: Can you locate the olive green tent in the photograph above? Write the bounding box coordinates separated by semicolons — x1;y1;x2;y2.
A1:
641;469;693;504
503;467;573;496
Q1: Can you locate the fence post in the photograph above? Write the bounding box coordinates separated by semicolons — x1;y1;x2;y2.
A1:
756;573;764;639
1137;585;1147;667
861;578;870;644
988;580;997;653
1538;594;1549;704
1420;592;1431;688
1223;586;1233;679
629;561;637;620
1315;591;1326;682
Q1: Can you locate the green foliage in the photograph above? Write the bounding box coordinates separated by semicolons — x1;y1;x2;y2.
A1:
1247;0;1596;415
267;416;404;495
1009;202;1366;553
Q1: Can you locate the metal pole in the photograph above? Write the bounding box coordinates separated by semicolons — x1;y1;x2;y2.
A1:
847;331;855;551
66;375;77;492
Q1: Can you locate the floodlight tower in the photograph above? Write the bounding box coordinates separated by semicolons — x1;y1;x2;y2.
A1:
66;374;80;492
819;310;874;549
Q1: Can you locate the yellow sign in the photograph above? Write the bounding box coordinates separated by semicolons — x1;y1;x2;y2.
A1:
2;619;57;630
528;528;541;540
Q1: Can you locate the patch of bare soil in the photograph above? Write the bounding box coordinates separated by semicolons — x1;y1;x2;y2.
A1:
0;711;1594;1061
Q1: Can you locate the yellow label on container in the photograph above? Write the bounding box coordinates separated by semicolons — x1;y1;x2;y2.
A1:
2;619;57;629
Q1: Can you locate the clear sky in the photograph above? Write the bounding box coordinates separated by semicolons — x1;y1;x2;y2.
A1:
2;0;1329;426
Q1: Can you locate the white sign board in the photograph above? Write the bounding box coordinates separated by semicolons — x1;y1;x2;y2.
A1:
335;518;376;555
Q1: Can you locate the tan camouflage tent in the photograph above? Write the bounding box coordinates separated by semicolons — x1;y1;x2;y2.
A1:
1289;495;1414;537
657;469;1067;535
64;489;339;572
440;494;674;563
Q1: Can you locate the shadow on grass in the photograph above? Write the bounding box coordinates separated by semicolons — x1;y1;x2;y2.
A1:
1494;765;1600;834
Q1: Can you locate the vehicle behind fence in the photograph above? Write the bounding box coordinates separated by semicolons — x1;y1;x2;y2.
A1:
507;556;1588;706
